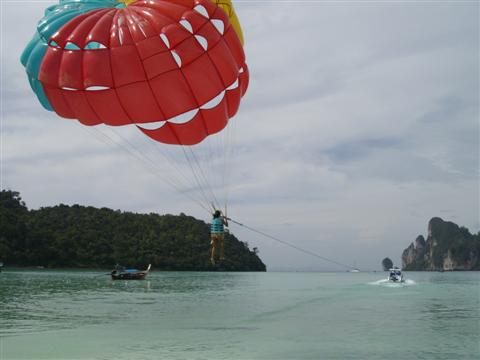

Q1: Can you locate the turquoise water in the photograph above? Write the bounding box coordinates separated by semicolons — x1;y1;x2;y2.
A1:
0;270;478;359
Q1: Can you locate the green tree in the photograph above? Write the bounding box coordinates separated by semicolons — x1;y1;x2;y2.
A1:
382;257;393;271
0;190;266;271
0;190;28;263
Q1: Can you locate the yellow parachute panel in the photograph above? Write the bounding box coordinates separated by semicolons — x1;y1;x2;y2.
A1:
213;0;244;45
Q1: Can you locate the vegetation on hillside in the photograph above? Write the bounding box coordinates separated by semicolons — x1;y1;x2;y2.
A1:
0;190;266;271
381;257;393;271
402;217;480;271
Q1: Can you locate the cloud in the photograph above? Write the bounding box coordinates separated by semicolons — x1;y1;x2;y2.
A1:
2;1;478;270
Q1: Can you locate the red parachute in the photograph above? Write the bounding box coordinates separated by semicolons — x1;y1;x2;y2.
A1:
32;0;248;145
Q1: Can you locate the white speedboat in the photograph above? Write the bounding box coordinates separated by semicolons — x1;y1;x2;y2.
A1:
388;268;404;282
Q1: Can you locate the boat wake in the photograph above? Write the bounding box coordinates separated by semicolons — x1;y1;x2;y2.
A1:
368;279;416;287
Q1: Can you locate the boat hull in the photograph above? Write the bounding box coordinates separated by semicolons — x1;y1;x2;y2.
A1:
111;264;151;280
111;272;148;280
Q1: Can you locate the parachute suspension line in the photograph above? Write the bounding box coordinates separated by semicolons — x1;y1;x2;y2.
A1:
85;126;196;206
184;145;221;211
80;125;212;214
200;120;236;215
207;132;222;209
107;129;219;212
94;124;224;215
203;136;217;210
81;120;237;218
117;127;214;212
220;122;228;210
135;131;198;194
205;133;221;206
80;123;236;217
106;127;209;207
128;135;215;214
125;126;197;188
98;127;212;214
118;127;218;213
179;145;217;213
228;218;358;271
222;117;237;212
227;118;237;204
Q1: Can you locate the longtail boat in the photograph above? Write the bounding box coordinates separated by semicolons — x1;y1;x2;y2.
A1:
111;264;151;280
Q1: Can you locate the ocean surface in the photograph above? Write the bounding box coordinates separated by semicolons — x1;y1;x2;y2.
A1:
0;270;478;360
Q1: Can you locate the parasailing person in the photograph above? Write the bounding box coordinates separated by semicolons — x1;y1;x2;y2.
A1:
210;210;229;265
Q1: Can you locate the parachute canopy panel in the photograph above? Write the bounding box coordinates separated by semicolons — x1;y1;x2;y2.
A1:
21;0;249;145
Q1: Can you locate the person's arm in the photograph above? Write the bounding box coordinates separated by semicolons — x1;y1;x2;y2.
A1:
222;216;229;227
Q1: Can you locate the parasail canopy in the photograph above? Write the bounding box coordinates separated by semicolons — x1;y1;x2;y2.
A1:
21;0;249;145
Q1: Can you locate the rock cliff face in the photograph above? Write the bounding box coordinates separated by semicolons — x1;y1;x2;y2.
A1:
401;235;426;270
401;217;480;271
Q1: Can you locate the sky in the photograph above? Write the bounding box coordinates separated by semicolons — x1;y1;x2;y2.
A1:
1;0;479;271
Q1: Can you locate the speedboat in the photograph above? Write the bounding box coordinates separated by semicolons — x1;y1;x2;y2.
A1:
388;268;404;282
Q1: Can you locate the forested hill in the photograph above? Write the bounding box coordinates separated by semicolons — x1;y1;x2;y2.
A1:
0;190;266;271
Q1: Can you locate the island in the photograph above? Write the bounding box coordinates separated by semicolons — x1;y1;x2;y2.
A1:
0;190;266;271
402;217;480;271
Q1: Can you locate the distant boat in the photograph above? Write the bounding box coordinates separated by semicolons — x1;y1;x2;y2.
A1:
387;267;404;283
348;261;360;272
111;264;151;280
349;262;360;272
0;262;3;272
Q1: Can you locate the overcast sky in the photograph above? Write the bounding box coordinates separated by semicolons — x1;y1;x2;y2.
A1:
1;0;479;271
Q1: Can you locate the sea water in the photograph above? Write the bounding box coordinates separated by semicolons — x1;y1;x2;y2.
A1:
0;271;478;360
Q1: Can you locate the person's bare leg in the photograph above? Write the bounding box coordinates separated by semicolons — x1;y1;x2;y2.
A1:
220;235;225;260
210;237;216;265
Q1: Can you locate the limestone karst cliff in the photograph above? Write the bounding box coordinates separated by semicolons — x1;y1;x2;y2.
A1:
402;217;479;271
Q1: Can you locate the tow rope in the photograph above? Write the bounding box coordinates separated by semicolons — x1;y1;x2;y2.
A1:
228;218;358;271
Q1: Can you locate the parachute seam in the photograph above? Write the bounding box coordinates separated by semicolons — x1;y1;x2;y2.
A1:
78;9;112;48
43;9;102;45
134;1;185;24
130;5;225;66
58;87;76;120
77;9;109;124
173;64;223;210
169;4;237;208
210;5;240;209
82;10;118;124
196;5;237;209
128;6;174;34
206;13;232;208
82;9;115;49
124;9;167;122
170;44;220;206
221;27;244;68
199;51;229;208
55;40;77;118
216;1;234;17
106;10;140;123
51;10;87;118
205;44;232;208
124;6;217;211
175;89;221;208
129;7;224;209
